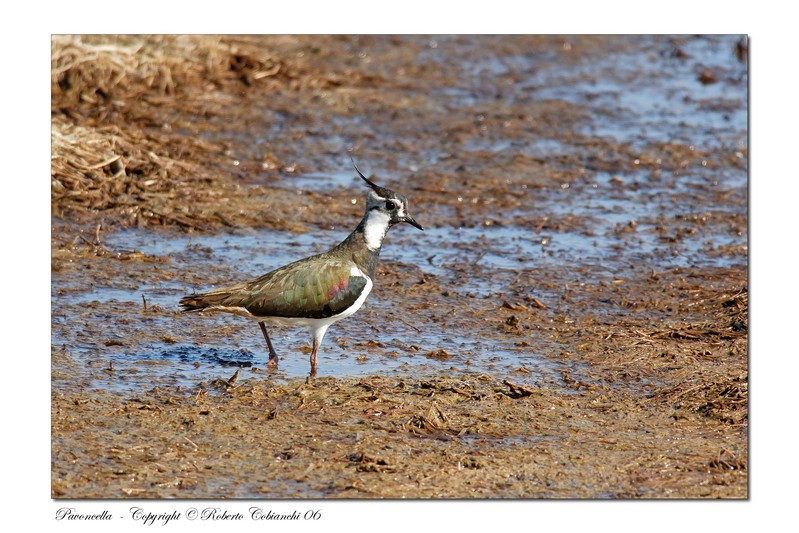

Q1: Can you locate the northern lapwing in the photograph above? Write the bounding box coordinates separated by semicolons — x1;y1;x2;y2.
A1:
179;161;424;376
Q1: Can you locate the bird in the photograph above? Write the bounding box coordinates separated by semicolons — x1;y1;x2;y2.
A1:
179;160;424;376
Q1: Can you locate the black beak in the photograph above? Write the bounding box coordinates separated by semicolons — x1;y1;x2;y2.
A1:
404;215;424;231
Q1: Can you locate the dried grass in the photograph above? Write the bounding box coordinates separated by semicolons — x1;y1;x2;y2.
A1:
51;114;221;228
51;35;290;103
51;35;300;229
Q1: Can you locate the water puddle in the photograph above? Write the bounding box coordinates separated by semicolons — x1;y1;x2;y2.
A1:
290;170;362;190
52;35;746;393
53;186;744;393
522;35;747;150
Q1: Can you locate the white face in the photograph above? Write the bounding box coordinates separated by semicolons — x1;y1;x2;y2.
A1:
360;185;422;243
366;190;408;221
363;208;392;251
384;198;408;221
361;190;410;251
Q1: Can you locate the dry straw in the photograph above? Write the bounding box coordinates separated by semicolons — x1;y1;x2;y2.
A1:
51;35;290;228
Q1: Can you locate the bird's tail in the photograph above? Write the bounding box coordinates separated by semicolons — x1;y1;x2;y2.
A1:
179;293;211;312
180;283;248;312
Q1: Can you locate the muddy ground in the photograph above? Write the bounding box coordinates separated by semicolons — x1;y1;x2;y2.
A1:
51;35;747;498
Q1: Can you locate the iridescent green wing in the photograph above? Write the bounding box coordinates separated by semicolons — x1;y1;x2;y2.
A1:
245;258;368;318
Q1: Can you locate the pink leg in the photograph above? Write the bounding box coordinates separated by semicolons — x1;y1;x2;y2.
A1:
309;337;319;378
258;322;279;368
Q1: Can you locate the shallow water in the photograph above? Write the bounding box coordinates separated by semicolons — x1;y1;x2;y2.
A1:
53;225;573;390
53;180;745;391
52;34;746;392
51;35;749;500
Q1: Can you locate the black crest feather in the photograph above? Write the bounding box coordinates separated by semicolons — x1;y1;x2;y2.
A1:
350;157;395;198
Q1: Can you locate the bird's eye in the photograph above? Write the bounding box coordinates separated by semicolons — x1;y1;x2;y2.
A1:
385;200;397;211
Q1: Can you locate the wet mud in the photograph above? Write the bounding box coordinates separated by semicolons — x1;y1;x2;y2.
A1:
51;35;747;498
